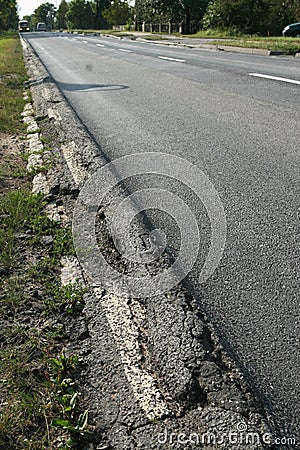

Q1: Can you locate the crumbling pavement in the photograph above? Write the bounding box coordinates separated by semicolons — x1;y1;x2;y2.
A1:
20;37;279;450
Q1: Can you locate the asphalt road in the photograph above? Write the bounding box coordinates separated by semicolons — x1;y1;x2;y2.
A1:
24;32;299;443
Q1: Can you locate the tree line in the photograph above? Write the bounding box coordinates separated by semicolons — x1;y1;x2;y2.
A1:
136;0;300;35
0;0;299;35
22;0;132;31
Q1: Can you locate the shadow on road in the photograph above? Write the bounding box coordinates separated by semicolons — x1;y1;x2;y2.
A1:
57;81;129;92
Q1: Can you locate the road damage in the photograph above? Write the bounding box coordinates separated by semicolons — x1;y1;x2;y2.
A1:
20;37;280;450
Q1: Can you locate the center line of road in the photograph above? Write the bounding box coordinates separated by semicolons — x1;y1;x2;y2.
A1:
96;43;104;47
118;48;133;53
158;56;186;63
249;73;300;85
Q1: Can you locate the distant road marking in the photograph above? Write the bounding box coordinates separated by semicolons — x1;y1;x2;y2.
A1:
158;56;185;63
118;48;133;53
81;40;88;43
249;73;300;85
96;43;104;47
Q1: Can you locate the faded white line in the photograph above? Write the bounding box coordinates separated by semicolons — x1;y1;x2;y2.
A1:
62;143;170;419
61;142;88;185
96;43;104;47
158;56;185;63
249;73;300;85
93;288;170;420
118;48;133;53
81;40;88;43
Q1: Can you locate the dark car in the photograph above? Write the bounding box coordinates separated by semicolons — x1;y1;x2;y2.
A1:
282;22;300;37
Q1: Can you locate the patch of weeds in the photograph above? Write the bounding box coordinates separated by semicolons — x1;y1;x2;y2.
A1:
44;281;85;314
52;227;75;257
0;190;45;271
0;326;50;448
27;163;53;177
40;135;50;144
32;145;53;156
28;256;58;282
50;354;90;447
0;330;89;449
0;274;28;311
29;214;75;259
45;324;66;342
10;164;28;178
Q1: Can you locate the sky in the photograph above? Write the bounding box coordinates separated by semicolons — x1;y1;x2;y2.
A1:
18;0;60;18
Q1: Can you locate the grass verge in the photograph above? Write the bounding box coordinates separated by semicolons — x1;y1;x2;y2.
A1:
214;36;300;54
0;32;28;134
185;29;300;54
0;32;90;449
0;161;90;450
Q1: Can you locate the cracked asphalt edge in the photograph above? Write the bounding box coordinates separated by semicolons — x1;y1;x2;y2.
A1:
20;36;281;450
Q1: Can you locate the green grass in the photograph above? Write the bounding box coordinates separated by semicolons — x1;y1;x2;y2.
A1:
0;190;45;271
183;29;300;54
0;34;90;445
0;187;89;448
0;33;28;133
186;28;246;38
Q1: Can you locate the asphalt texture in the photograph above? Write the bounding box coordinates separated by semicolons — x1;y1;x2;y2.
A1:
22;32;299;447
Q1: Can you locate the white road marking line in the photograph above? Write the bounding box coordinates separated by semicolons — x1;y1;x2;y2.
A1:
118;48;133;53
93;289;170;420
81;40;88;43
57;138;170;419
158;56;186;63
72;38;77;40
249;73;300;85
61;142;88;185
96;43;104;47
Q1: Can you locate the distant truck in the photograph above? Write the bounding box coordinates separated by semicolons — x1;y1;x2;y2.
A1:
36;22;47;32
18;20;30;32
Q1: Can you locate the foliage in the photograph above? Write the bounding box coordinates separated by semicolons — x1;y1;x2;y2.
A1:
202;0;299;35
102;0;132;26
66;0;94;29
56;0;69;29
0;0;18;31
93;0;111;28
135;0;209;31
134;0;299;35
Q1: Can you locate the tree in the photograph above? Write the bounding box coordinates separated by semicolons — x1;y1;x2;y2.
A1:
66;0;94;29
34;2;56;23
202;0;299;35
92;0;111;28
135;0;209;32
56;0;69;29
0;0;18;31
102;0;132;26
